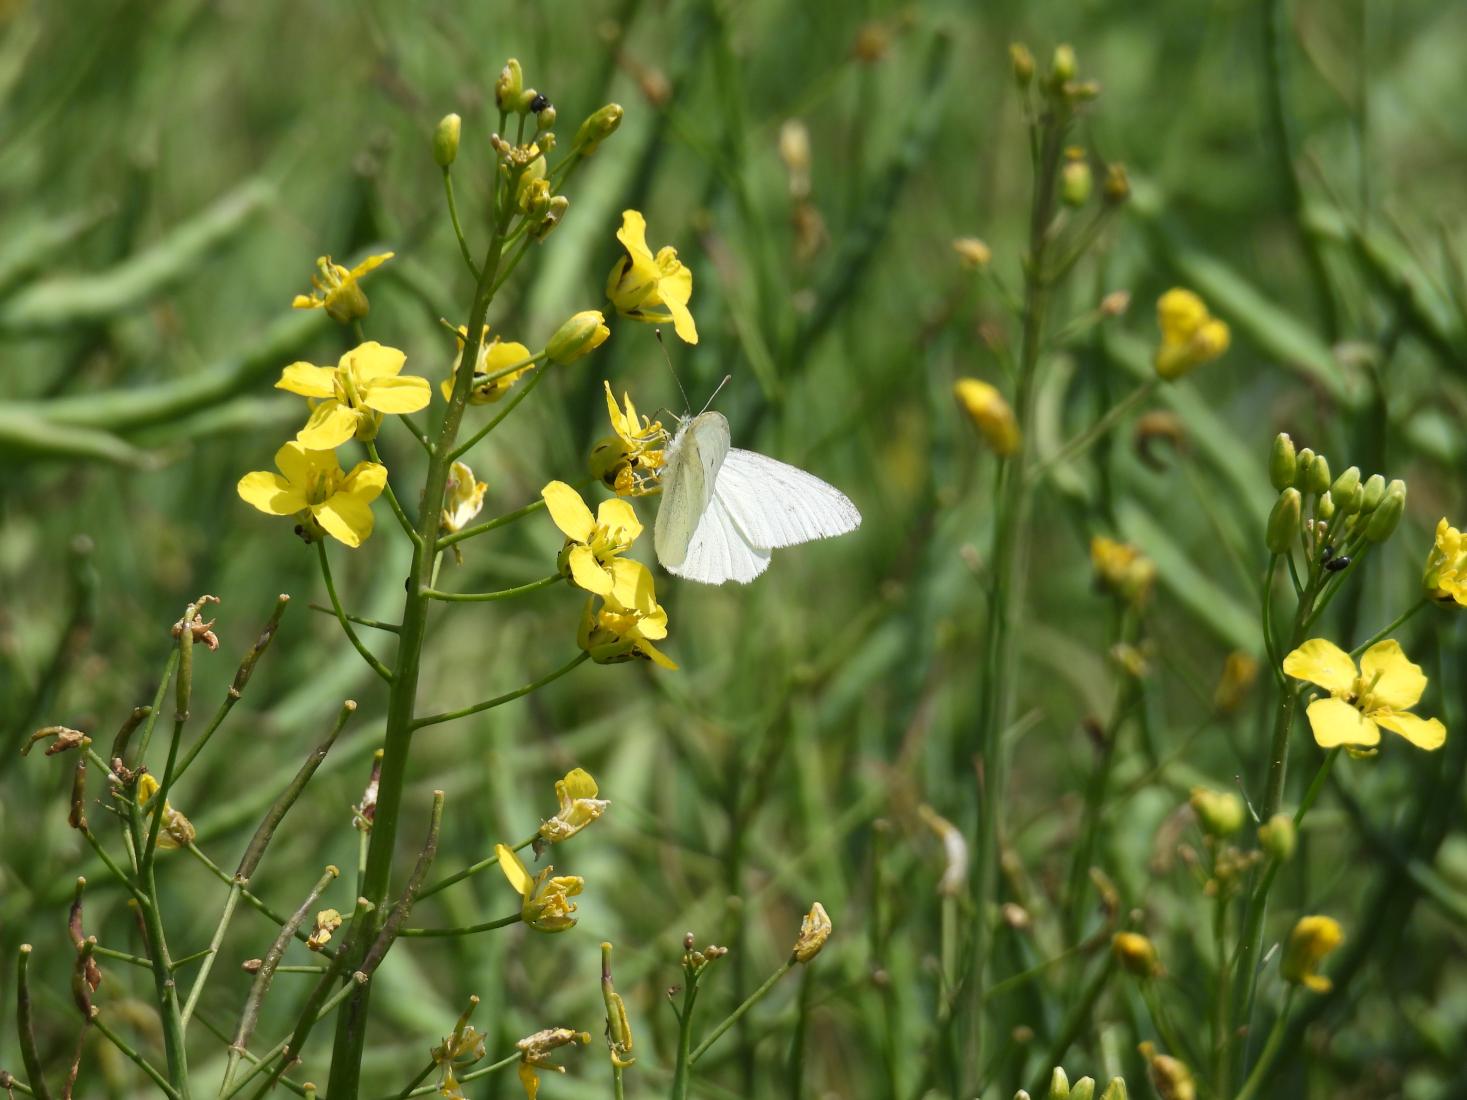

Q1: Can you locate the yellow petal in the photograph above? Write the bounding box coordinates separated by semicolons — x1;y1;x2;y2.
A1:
362;374;431;414
273;441;329;487
348;252;393;279
276;361;335;398
312;494;374;548
496;843;533;897
604;381;628;439
346;341;407;382
667;293;699;345
1157;288;1208;344
607;558;653;608
237;471;306;516
596;497;643;543
341;461;388;501
567;546;613;595
1304;697;1380;749
292;293;322;310
541;481;595;542
1282;638;1356;695
1358;640;1427;711
561;768;598;800
1372;709;1447;751
638;637;678;670
517;1061;539;1100
485;340;532;373
616;209;653;263
296;401;360;450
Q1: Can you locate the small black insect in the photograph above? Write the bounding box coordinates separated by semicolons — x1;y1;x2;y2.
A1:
1320;544;1334;562
1325;555;1351;573
530;93;549;113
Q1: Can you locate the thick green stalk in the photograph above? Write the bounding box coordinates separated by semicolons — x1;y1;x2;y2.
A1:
323;167;522;1099
689;960;794;1065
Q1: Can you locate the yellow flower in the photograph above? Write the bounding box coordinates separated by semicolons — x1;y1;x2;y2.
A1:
291;252;393;324
538;768;609;844
1153;288;1229;380
237;442;387;548
307;909;342;952
442;461;487;534
541;480;644;596
277;341;430;449
440;325;535;405
515;1028;590;1100
951;237;992;269
496;844;583;933
577;562;677;670
1139;1042;1195;1100
1112;931;1161;977
605;209;698;344
591;382;667;496
136;774;195;850
1281;915;1343;992
953;379;1020;457
1283;638;1446;751
1424;518;1467;607
1090;535;1157;606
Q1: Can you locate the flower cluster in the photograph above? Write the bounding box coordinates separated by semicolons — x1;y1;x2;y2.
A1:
1153;288;1229;381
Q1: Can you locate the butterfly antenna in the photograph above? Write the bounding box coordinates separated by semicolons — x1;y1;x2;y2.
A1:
698;374;732;416
653;329;692;419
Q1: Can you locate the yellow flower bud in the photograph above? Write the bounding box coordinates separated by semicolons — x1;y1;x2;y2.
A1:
792;901;832;963
1048;1067;1071;1099
136;773;195;850
546;310;610;365
1257;813;1297;862
1281;914;1343;991
954;378;1020;457
1139;1043;1195;1100
1189;787;1245;837
1099;1078;1129;1100
952;237;992;270
1090;536;1156;607
1112;932;1160;977
1359;473;1386;512
1424;518;1467;606
1154;289;1229;381
433;113;461;168
495;59;523;112
1303;453;1332;496
1102;163;1130;205
1061;155;1092;207
574;103;625;156
1051;44;1077;84
1010;42;1035;87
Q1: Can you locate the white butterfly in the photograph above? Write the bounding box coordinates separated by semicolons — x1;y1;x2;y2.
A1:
653;411;861;585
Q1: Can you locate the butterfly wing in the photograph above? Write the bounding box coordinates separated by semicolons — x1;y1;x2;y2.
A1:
711;448;862;549
666;492;772;584
654;412;731;570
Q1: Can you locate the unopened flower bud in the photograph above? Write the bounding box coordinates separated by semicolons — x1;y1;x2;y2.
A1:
1316;491;1335;522
537;103;557;130
495;59;523;112
1190;787;1245;836
1100;290;1131;317
1363;479;1406;542
1010;43;1035;87
1304;453;1331;496
1051;44;1077;84
953;237;992;269
1269;433;1296;491
1112;931;1161;977
1099;1078;1129;1100
1359;473;1386;512
546;310;610;365
954;378;1020;457
1061;157;1092;207
574;103;624;156
1329;465;1360;505
1103;163;1130;204
1281;914;1343;991
1140;1043;1195;1100
1071;1079;1096;1100
516;87;541;115
530;195;570;241
433;113;461;168
1048;1067;1071;1099
1258;813;1297;862
1293;447;1315;488
792;901;832;962
1266;489;1302;555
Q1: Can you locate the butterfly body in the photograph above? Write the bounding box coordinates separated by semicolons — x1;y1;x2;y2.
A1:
653;412;861;585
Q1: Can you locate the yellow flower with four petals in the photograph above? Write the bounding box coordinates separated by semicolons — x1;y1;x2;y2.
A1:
577;561;676;670
538;768;609;844
590;382;666;495
291;253;394;324
277;341;431;449
1424;517;1467;607
1153;288;1229;380
496;844;583;933
541;480;645;597
440;325;535;405
237;442;387;548
605;210;698;344
1282;638;1446;751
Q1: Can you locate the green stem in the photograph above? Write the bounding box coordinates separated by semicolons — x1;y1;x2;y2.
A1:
396;913;519;937
129;795;191;1096
317;542;393;683
179;881;241;1027
447;360;550;462
441;170;479;279
91;1009;181;1099
1350;596;1429;656
690;960;794;1064
670;981;701;1100
411;651;589;730
1234;988;1295;1100
1022;955;1116;1098
144;606;195;870
377;1051;520;1100
421;573;563;602
1028;381;1156;488
366;440;422;545
416;831;539;902
307;604;400;633
438;495;551;550
15;946;54;1100
1213;894;1233;1098
185;844;333;956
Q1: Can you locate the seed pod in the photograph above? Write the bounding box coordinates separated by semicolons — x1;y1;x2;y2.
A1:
1266;489;1302;555
1268;433;1296;491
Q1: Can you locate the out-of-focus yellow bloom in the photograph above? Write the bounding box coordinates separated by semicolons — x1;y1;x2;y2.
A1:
441;461;488;535
1153;289;1229;381
1189;787;1245;837
791;901;832;962
952;237;992;269
1283;638;1446;751
538;768;609;844
136;774;195;849
577;562;677;670
545;310;610;364
1214;651;1259;715
291;253;394;324
605;210;698;344
440;326;535;405
1138;1043;1194;1100
237;443;386;548
953;378;1019;456
1281;915;1343;992
1112;932;1160;977
1425;518;1467;607
1090;536;1157;606
541;481;644;597
591;383;667;496
496;845;583;933
515;1028;590;1100
307;909;342;952
278;342;430;449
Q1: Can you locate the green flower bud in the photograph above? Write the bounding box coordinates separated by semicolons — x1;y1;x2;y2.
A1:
1363;479;1406;542
1051;44;1077;84
1258;813;1297;862
1190;787;1245;837
1048;1067;1071;1099
1340;483;1364;515
1071;1080;1096;1100
574;103;624;156
1269;433;1296;491
1266;489;1302;555
1099;1079;1129;1100
433;113;461;168
1329;465;1360;504
536;103;557;131
1293;447;1315;488
1304;453;1331;496
1061;159;1092;206
1316;491;1335;522
1010;42;1035;87
495;59;524;112
1360;473;1386;512
517;87;542;115
545;310;610;365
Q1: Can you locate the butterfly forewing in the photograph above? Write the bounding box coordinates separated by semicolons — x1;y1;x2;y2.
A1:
653;412;731;568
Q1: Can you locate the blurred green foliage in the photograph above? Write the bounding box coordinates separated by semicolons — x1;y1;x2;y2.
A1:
4;0;1467;1097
